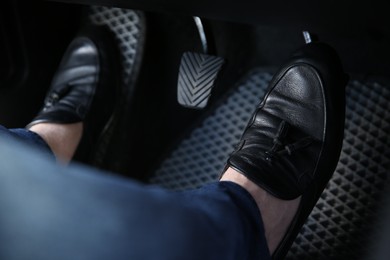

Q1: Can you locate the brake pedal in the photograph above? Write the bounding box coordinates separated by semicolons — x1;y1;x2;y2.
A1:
177;17;225;109
177;52;224;109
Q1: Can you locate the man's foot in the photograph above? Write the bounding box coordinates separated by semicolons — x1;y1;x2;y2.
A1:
27;26;119;163
221;42;348;258
29;123;83;163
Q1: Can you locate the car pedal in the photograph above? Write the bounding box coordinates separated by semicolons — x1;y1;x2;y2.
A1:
177;52;225;109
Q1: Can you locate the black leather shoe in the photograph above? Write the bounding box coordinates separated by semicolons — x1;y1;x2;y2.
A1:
226;42;348;259
27;25;120;161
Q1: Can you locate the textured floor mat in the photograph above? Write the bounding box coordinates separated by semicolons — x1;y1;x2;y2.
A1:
89;6;144;85
87;6;145;168
150;69;390;259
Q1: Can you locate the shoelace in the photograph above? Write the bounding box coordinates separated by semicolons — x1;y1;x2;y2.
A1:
265;120;314;163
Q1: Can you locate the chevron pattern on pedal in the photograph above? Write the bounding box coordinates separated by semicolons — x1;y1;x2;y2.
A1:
177;52;224;109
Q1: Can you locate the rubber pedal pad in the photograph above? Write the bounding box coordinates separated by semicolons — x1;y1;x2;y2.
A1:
177;52;225;109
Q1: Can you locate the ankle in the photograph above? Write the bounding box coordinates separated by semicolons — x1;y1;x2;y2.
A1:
28;122;83;164
220;167;301;254
220;168;264;205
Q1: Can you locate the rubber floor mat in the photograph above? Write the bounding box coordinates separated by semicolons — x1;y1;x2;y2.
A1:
150;69;390;259
87;6;145;168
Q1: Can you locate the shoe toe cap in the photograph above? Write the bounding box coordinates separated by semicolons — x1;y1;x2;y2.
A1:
262;64;325;141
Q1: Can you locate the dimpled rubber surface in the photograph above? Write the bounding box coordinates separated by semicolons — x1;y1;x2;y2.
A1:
150;69;390;259
87;6;145;166
89;6;144;86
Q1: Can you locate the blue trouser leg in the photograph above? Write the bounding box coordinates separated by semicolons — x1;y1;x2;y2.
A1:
0;130;270;260
0;125;54;157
